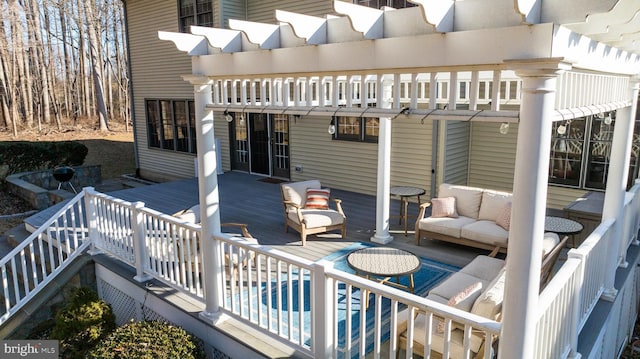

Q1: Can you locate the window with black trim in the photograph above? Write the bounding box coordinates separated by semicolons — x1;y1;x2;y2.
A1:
355;0;416;9
146;99;197;154
549;112;640;190
178;0;213;33
333;116;379;142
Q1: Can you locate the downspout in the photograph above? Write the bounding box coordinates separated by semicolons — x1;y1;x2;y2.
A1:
120;0;141;176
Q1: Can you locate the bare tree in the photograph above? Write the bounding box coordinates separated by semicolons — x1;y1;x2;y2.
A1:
0;0;129;133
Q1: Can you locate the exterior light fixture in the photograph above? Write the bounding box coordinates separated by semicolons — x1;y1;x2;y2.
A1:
238;113;245;126
328;122;336;135
556;124;567;135
604;113;612;125
224;110;233;123
499;122;509;135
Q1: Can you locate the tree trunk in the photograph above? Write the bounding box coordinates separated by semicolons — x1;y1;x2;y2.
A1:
27;0;52;126
83;0;109;131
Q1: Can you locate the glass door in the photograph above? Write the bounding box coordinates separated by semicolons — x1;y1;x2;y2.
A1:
271;114;290;179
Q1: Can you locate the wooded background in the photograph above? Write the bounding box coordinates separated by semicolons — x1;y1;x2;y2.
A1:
0;0;128;135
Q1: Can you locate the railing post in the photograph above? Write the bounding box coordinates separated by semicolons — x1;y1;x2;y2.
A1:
567;249;586;358
132;202;151;282
312;261;334;358
83;187;101;255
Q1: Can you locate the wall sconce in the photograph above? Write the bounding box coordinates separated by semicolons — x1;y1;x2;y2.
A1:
224;110;233;123
327;120;336;135
499;122;509;135
604;112;612;125
557;119;571;135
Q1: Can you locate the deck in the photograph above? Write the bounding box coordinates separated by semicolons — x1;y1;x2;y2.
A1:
26;171;485;268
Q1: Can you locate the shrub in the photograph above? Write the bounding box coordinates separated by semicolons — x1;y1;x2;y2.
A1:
0;141;88;175
86;320;205;359
50;287;116;359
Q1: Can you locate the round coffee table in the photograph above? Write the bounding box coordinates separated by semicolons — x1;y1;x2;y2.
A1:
347;247;422;307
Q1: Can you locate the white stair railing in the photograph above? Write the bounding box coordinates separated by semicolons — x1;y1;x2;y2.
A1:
0;191;90;325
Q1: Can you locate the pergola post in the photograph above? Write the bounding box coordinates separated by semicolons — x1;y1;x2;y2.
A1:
185;75;225;322
371;77;394;244
601;79;640;300
499;59;570;359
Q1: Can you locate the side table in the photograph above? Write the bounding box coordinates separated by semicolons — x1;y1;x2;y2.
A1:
544;216;584;247
390;186;426;236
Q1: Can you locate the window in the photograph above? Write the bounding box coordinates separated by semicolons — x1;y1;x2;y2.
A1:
549;112;640;190
333;116;379;142
178;0;213;33
355;0;416;9
145;99;197;154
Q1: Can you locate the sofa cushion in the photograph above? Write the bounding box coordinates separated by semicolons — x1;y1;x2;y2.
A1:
431;197;458;218
471;268;506;320
418;216;476;238
429;272;488;312
288;209;344;227
495;202;512;230
281;180;321;207
478;190;512;221
439;184;484;219
460;255;505;283
304;188;330;210
460;220;509;247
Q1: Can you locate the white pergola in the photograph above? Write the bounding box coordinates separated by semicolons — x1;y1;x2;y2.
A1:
160;1;640;357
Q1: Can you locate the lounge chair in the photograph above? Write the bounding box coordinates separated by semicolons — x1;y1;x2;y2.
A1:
280;180;346;245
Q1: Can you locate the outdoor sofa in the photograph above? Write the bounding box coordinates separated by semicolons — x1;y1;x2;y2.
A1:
415;183;514;253
397;233;566;358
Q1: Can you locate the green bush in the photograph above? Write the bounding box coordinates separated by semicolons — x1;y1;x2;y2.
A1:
0;141;88;175
50;287;116;359
86;320;205;359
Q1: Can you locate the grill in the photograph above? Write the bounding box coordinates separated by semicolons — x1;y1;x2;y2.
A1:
52;166;77;193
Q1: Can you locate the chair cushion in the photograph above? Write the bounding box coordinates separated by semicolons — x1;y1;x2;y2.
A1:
174;204;200;224
460;220;509;247
439;183;484;219
543;232;560;256
431;197;458;218
478;190;512;221
418;216;476;238
281;180;321;207
437;282;484;332
495;202;512;230
288;209;344;228
411;316;484;357
304;188;330;210
471;267;505;320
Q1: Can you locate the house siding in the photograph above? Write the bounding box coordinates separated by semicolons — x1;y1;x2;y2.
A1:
467;122;590;209
468;122;518;192
246;0;334;24
127;0;197;182
289;117;432;196
443;121;470;185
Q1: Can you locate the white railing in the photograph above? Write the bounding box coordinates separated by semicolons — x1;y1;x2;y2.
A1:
80;187;640;358
535;258;582;359
86;189;204;298
0;191;91;325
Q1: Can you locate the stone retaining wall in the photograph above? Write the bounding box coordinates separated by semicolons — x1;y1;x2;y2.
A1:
6;165;101;209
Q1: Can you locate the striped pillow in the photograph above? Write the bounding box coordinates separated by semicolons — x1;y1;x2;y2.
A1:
304;188;330;210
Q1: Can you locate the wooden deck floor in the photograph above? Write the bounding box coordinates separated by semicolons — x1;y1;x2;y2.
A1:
27;171;487;267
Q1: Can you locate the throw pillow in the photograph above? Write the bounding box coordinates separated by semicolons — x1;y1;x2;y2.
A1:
304;188;330;210
496;202;512;230
431;197;458;218
437;282;483;332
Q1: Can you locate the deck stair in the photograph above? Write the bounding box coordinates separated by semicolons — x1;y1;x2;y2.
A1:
0;191;91;330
